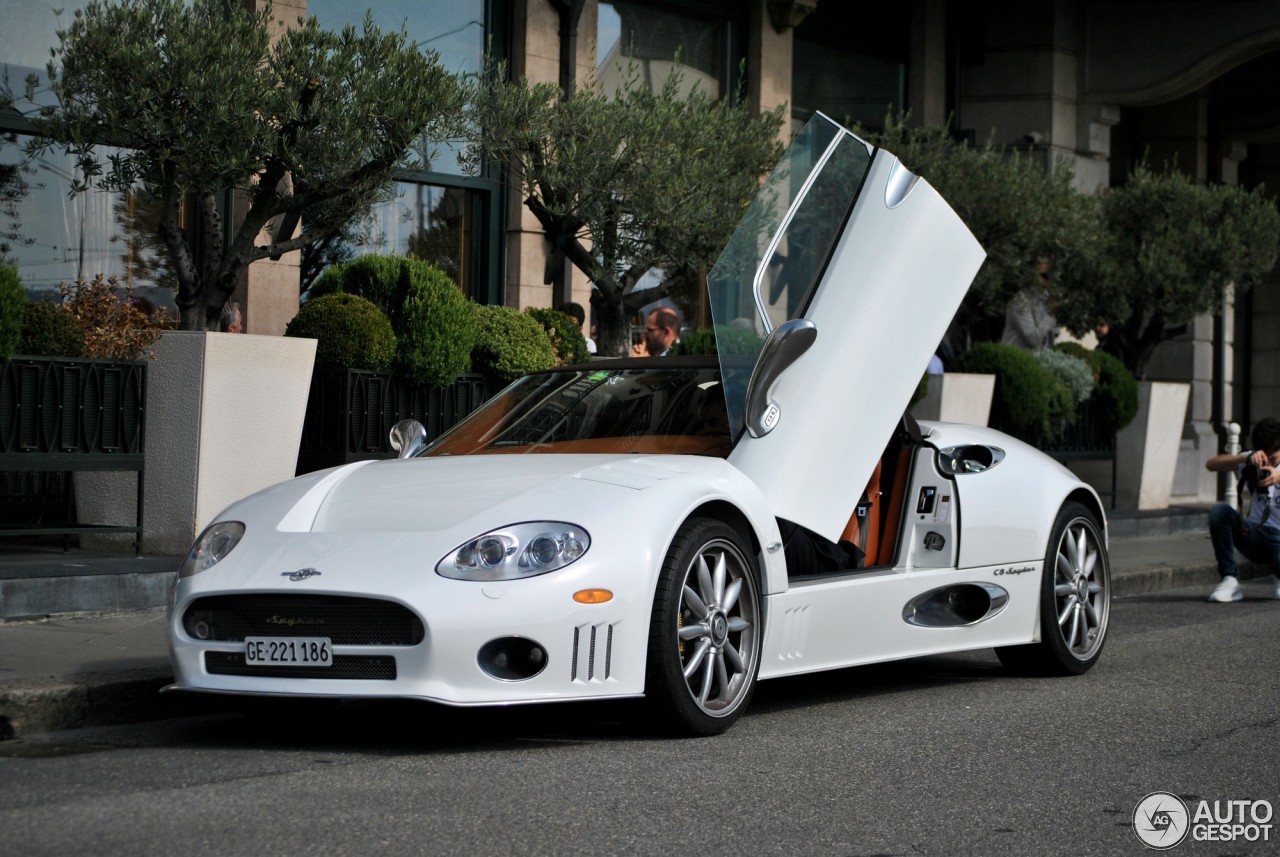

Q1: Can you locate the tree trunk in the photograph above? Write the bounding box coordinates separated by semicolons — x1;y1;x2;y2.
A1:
592;291;631;357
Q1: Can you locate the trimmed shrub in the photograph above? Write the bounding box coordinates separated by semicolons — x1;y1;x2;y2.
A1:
1036;347;1095;404
1053;341;1097;378
1089;348;1139;436
471;305;556;382
668;325;765;356
306;255;408;322
399;273;476;387
960;342;1073;443
1053;342;1139;438
0;263;25;359
19;301;85;357
285;293;396;370
308;255;476;386
526;306;590;366
911;372;930;407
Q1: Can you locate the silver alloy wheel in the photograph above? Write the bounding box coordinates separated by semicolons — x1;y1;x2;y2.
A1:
1051;516;1109;660
675;538;759;717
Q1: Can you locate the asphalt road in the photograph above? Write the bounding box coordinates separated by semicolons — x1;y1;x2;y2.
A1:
2;583;1277;857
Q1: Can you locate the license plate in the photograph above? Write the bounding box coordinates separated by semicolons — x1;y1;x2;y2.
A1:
244;636;333;667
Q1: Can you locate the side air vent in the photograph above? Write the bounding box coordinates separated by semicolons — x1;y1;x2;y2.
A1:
903;583;1009;628
571;622;616;682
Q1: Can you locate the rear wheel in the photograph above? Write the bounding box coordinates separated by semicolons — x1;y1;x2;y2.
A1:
997;501;1110;676
645;518;761;736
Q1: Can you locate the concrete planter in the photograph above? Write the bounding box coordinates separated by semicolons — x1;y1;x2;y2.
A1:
913;372;995;426
78;332;316;554
1114;381;1190;510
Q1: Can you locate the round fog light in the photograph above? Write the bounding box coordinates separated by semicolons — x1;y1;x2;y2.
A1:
477;637;548;681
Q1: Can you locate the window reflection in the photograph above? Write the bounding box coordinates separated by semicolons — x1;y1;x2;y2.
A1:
0;133;171;310
308;0;484;176
597;1;725;98
340;182;479;300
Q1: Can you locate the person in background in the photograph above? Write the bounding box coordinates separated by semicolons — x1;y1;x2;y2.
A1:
1001;260;1056;351
218;301;243;333
558;301;595;354
1205;416;1280;602
635;307;680;357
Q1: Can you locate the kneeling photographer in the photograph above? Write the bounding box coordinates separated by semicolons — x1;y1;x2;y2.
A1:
1205;417;1280;602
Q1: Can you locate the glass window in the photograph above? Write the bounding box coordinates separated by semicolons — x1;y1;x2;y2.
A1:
339;182;484;302
0;132;172;310
597;1;732;99
792;4;909;131
0;2;87;80
307;1;499;304
308;0;485;176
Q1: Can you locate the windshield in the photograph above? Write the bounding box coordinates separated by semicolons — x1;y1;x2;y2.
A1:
423;360;731;458
706;113;874;436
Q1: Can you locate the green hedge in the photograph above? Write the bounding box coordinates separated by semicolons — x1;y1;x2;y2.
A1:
471;305;556;382
0;263;26;359
307;255;476;386
19;301;85;357
1055;341;1139;438
668;325;764;356
960;342;1073;443
525;306;590;366
285;293;396;370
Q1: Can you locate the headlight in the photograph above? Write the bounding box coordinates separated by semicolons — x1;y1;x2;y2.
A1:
437;522;590;581
179;521;246;578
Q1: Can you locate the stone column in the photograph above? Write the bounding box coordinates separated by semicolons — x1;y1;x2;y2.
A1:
907;0;947;128
504;0;596;320
748;0;799;140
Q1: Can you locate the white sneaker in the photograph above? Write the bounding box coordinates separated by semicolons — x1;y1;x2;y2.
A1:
1209;576;1243;602
1272;575;1280;600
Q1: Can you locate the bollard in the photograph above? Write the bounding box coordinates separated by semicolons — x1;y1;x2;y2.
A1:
1221;422;1241;509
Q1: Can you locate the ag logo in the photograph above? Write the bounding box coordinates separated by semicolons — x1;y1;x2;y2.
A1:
1134;792;1190;849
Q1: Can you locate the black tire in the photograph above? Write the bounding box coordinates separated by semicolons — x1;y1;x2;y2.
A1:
996;501;1111;676
644;517;762;736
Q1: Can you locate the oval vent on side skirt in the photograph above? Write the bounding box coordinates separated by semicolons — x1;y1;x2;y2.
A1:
902;583;1010;628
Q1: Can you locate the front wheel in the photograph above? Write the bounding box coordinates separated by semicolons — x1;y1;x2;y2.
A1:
645;518;762;736
997;501;1111;676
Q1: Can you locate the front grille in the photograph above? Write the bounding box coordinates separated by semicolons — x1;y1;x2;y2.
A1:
183;595;424;645
205;652;397;680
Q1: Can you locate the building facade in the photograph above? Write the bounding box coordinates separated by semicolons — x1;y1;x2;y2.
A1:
2;0;1278;502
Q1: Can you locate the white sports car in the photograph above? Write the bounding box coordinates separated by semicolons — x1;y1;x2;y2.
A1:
167;113;1111;735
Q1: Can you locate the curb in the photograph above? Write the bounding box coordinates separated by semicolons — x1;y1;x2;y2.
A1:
1111;562;1219;597
0;667;177;739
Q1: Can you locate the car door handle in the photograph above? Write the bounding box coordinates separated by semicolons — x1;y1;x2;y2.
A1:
744;319;818;438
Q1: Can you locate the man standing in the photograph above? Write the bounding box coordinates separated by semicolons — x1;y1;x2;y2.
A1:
636;307;680;357
1205;417;1280;602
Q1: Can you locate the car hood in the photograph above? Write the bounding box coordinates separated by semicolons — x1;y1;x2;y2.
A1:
235;454;717;535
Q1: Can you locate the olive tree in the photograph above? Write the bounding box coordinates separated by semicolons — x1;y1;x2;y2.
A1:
2;0;466;329
1088;167;1280;378
468;66;783;356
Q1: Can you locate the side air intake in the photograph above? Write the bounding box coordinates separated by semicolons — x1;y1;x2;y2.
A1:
902;583;1009;628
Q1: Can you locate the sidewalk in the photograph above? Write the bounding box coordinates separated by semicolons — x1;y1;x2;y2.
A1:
0;511;1266;739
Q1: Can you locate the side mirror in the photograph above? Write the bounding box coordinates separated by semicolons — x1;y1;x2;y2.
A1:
390;419;428;459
